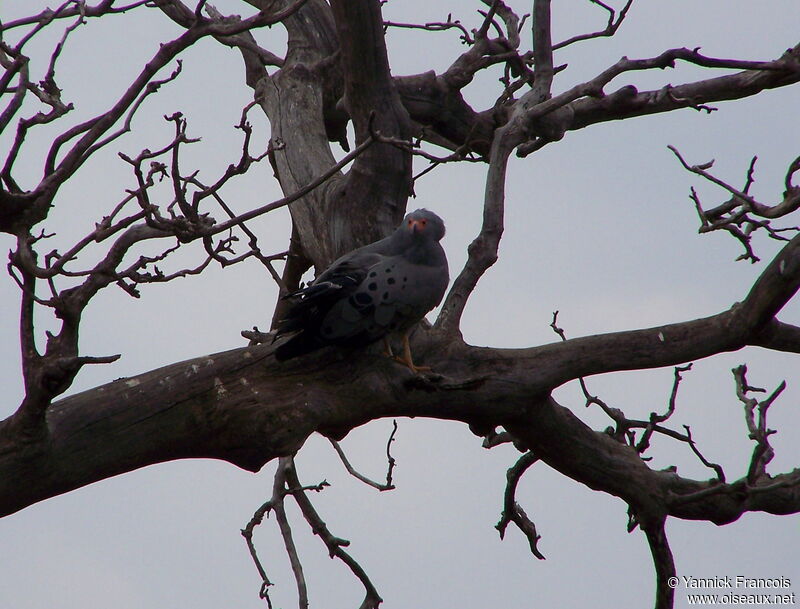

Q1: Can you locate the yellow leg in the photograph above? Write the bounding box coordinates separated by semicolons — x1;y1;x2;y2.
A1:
382;336;394;357
392;332;430;373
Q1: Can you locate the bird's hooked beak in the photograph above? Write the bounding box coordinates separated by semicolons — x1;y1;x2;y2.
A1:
408;218;428;234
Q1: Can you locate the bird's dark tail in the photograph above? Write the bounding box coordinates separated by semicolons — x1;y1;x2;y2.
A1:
274;332;324;361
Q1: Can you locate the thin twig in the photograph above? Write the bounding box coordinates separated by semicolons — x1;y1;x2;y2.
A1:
203;135;375;237
682;425;725;482
284;460;383;609
328;420;397;491
383;16;473;44
553;0;634;50
636;364;693;454
550;311;625;430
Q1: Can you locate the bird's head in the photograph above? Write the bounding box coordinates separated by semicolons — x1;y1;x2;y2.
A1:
403;209;445;242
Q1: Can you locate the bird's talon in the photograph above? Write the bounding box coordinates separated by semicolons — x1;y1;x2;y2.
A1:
390;355;431;374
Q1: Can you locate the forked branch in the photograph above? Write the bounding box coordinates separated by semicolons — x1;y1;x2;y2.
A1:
733;365;784;483
242;457;329;608
670;146;800;262
328;420;397;491
553;0;634;50
284;460;383;609
496;451;545;560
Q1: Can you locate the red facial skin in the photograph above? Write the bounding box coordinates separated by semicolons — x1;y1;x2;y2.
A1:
408;217;428;233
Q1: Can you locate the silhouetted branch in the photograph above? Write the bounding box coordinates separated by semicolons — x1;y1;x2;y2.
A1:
2;4;800;609
328;419;397;491
204;135;376;237
1;0;151;32
284;460;382;609
274;458;311;609
435;109;515;336
496;451;545;560
550;310;619;419
531;0;554;99
241;498;277;607
682;424;726;482
550;313;725;481
642;518;676;609
635;364;693;455
553;0;634;50
733;365;784;483
383;14;473;44
241;457;329;608
669;145;800;262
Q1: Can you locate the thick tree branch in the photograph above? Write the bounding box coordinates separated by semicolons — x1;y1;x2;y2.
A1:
3;333;798;525
4;223;800;518
394;72;494;156
531;0;554;99
245;0;349;269
389;43;800;162
751;319;800;353
327;0;413;254
435;122;513;336
642;518;676;609
3;5;800;609
567;44;800;132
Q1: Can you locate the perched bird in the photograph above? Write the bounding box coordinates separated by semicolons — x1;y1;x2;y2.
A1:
274;209;449;371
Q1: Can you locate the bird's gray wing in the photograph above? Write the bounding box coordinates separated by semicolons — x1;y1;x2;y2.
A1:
320;254;448;341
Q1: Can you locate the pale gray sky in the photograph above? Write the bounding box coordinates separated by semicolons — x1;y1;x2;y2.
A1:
1;2;799;608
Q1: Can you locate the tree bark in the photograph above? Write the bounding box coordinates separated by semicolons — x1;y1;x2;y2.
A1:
3;291;800;519
3;7;800;608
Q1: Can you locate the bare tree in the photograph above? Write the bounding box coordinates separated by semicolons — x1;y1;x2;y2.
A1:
2;1;800;608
